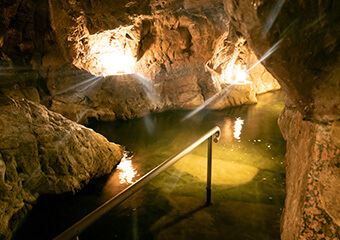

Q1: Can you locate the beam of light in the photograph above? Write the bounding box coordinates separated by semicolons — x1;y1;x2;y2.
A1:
161;168;183;194
97;48;135;76
304;14;326;30
182;85;233;122
222;64;252;85
0;66;32;76
0;66;31;70
181;93;218;122
174;155;258;186
73;26;137;76
233;117;244;140
57;104;89;146
134;72;161;106
117;151;137;184
247;39;283;72
262;0;286;38
143;114;155;135
77;76;102;92
54;76;102;95
75;106;90;123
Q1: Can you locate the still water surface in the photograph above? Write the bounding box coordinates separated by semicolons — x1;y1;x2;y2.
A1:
15;90;286;240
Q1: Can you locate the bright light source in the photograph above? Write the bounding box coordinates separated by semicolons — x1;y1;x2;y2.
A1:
73;25;137;76
206;36;252;86
233;117;244;140
98;50;135;76
117;152;137;184
222;64;252;85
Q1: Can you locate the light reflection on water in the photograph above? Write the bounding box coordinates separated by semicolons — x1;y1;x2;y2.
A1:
117;152;137;184
90;90;286;240
233;117;244;140
14;91;286;240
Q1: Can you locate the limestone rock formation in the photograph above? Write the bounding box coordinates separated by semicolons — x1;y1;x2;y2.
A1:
223;0;339;122
44;0;226;122
1;0;281;124
278;105;340;239
222;0;340;238
0;98;123;239
44;1;281;124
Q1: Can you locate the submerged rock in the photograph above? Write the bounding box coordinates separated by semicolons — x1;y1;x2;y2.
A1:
0;98;123;239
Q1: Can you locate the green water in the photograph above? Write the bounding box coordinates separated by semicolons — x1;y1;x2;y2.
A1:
14;91;286;240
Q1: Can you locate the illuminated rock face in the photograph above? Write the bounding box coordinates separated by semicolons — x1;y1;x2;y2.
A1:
0;99;123;239
278;105;340;239
3;1;338;239
223;0;339;122
41;0;281;123
222;0;339;239
1;0;281;124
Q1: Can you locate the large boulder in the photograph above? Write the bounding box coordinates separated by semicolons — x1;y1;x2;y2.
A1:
0;98;123;239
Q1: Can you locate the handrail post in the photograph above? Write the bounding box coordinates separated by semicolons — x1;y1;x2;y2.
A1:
206;136;212;206
53;126;220;240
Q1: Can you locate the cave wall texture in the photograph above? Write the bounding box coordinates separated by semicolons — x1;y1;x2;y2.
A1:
0;0;280;238
222;0;340;239
1;0;279;123
0;0;339;239
0;97;123;239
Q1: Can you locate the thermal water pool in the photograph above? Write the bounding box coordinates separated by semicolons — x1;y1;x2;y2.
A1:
14;90;286;240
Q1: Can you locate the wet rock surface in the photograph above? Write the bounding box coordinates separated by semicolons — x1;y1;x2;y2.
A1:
2;0;339;239
223;0;340;122
43;2;280;123
279;105;340;239
0;98;123;239
1;0;281;124
223;0;340;238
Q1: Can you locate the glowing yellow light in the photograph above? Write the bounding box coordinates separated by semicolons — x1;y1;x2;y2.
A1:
174;155;258;186
233;117;244;140
117;152;137;184
222;64;252;85
97;49;135;76
73;25;136;76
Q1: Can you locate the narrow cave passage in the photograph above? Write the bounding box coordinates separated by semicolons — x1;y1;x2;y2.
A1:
14;91;286;240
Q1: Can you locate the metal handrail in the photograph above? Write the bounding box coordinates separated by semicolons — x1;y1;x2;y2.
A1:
54;126;221;240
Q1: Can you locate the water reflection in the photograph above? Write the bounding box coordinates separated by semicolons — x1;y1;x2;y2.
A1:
222;117;244;142
233;117;244;140
15;91;286;240
117;152;137;184
100;151;139;201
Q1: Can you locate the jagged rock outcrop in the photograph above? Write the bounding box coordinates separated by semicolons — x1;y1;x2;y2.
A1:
0;98;123;239
278;105;340;239
44;0;225;123
223;0;339;122
222;0;339;239
1;0;281;124
44;0;281;123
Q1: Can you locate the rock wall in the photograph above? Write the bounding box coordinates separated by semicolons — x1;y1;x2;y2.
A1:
222;0;340;238
0;98;123;239
279;105;340;239
44;2;281;124
223;0;339;122
1;0;281;125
